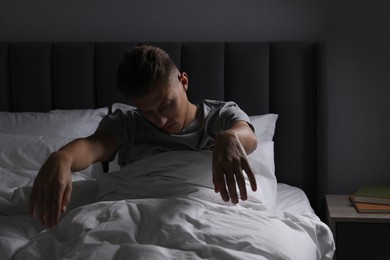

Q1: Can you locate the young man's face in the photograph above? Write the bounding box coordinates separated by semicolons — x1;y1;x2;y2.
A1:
132;73;192;134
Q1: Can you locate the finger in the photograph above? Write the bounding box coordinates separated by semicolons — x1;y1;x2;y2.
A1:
212;166;220;193
232;163;247;201
35;186;45;226
61;183;72;214
52;184;65;227
212;163;223;194
219;176;230;202
242;159;257;191
226;172;238;204
214;168;229;202
235;169;247;201
29;183;38;217
43;186;53;228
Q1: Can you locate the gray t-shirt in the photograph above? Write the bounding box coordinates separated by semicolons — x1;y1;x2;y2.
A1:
96;100;252;167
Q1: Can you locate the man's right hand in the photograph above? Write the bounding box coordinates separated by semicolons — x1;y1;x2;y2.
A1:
28;132;119;229
29;151;73;229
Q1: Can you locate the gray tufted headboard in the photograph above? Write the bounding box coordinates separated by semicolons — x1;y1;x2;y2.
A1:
0;41;320;210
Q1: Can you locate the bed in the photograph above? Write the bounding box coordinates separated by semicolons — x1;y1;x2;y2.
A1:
0;42;335;259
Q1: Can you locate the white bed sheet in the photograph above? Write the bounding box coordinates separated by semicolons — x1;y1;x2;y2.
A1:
275;183;316;214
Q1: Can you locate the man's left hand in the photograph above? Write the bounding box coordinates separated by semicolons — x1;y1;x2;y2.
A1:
212;130;257;204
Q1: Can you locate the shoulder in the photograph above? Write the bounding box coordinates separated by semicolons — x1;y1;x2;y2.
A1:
99;104;142;129
200;99;240;111
200;100;251;130
200;100;245;117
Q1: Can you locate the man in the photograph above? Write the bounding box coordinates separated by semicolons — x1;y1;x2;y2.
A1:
29;45;258;229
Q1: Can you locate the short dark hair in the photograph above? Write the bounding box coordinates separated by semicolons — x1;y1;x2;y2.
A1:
117;45;178;98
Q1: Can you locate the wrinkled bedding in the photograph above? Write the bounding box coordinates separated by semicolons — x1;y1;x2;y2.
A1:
4;195;334;260
0;149;335;259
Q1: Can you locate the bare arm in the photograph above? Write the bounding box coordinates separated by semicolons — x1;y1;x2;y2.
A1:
225;120;257;154
212;120;258;204
29;131;118;228
59;131;118;172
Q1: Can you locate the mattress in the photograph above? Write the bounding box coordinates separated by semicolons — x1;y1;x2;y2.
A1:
276;183;316;214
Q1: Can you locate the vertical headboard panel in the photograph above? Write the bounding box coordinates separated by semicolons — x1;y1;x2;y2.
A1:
269;42;318;206
225;42;270;115
95;42;137;107
0;43;9;111
52;43;95;109
0;41;320;210
181;42;226;103
10;43;52;111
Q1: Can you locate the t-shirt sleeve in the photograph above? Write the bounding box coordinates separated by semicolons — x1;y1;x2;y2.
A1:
96;109;124;142
219;101;254;132
95;109;126;163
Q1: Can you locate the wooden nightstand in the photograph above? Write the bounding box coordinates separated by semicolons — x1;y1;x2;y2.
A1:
326;195;390;260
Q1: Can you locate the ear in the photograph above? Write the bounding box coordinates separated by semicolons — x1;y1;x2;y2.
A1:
179;72;189;91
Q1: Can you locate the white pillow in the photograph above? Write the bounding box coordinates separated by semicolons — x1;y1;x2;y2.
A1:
0;133;98;178
0;107;108;138
0;133;71;170
247;141;277;209
247;114;278;208
249;114;278;142
111;103;136;112
0;133;100;216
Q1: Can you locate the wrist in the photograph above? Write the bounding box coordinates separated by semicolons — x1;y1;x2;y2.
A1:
216;129;238;141
49;150;73;169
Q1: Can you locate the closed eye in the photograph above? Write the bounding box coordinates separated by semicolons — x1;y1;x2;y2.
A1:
159;102;172;111
138;109;151;115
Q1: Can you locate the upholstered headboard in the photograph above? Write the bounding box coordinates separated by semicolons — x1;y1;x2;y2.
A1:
0;41;319;209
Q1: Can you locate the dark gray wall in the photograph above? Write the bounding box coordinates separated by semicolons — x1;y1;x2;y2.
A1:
0;1;324;41
0;0;389;197
325;0;390;194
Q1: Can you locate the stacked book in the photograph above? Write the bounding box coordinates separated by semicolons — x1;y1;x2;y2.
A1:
349;185;390;213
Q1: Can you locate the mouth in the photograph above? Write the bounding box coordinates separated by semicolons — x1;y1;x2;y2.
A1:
162;122;176;131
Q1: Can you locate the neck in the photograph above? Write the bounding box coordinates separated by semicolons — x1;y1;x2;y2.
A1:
183;102;198;129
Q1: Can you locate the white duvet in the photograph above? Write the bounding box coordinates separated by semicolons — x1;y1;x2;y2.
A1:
0;137;335;259
5;196;334;260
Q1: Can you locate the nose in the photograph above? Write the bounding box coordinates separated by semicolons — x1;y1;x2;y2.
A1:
151;113;167;128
